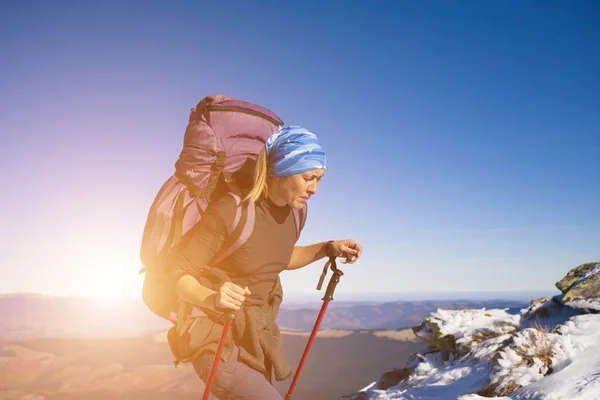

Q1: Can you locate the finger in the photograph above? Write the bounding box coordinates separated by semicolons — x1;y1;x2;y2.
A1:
226;283;247;296
347;241;362;257
354;243;363;256
224;286;246;304
216;296;239;310
343;244;360;256
244;286;252;295
225;294;243;307
223;285;245;301
222;295;241;310
339;245;354;256
226;289;245;303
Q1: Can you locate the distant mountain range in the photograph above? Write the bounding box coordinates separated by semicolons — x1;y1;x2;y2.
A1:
277;298;530;331
0;293;531;343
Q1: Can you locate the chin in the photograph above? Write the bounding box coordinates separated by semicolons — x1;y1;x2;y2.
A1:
291;199;307;209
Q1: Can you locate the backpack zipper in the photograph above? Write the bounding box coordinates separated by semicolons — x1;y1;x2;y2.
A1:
206;105;282;127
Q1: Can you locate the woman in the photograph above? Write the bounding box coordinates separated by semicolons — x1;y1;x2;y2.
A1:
169;125;363;399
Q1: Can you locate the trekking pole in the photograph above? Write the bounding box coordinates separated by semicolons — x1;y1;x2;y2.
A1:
202;311;235;400
285;256;344;400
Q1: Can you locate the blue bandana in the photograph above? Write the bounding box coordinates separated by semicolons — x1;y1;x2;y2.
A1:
265;125;326;178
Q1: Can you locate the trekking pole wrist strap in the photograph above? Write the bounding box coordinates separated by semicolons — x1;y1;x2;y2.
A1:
325;240;335;259
316;256;344;300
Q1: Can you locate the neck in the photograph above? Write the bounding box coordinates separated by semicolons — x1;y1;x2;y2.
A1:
267;192;287;207
267;178;287;206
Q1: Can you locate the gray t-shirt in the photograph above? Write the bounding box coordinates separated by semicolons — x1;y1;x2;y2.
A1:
170;194;306;305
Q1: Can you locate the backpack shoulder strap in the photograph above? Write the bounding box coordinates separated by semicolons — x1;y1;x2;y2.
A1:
210;193;256;266
292;204;307;241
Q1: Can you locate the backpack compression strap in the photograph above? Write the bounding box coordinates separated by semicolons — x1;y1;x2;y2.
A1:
210;193;256;266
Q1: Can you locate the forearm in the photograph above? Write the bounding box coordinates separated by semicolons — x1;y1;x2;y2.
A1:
175;274;217;307
287;242;328;270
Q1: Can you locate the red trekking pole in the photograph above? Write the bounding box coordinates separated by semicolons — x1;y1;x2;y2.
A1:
285;256;344;400
202;311;235;400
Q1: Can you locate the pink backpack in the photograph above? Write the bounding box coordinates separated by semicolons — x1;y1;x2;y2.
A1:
139;94;306;321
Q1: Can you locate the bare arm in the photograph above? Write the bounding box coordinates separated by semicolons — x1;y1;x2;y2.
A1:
287;239;364;270
169;195;240;311
175;274;251;313
286;242;328;270
175;274;217;307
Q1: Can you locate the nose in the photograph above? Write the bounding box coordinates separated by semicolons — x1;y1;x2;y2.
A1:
307;180;318;195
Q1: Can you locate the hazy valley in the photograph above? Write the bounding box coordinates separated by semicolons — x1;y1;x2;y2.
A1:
0;294;532;400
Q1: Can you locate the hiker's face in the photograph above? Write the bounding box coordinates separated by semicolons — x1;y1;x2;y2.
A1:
276;168;325;209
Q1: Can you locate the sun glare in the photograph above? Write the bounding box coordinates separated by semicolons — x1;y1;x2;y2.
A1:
68;234;144;302
87;278;121;299
83;273;132;310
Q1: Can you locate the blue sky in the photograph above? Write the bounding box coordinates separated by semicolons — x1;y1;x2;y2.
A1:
1;1;598;299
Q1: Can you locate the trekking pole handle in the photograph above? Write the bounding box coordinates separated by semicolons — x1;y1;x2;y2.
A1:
213;304;236;321
316;256;344;301
323;267;344;301
222;311;236;321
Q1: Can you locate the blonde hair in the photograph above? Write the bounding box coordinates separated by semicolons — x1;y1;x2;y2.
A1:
244;148;270;204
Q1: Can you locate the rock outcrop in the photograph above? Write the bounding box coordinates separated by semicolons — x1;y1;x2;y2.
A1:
555;262;600;311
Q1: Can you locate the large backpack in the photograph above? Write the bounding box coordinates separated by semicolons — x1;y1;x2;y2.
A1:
139;94;305;322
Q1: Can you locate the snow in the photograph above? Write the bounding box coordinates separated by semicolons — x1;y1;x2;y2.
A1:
511;345;600;400
565;299;600;312
574;264;600;286
520;297;580;332
345;303;600;400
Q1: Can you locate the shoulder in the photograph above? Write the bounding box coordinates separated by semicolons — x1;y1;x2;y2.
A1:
205;193;244;231
210;193;242;212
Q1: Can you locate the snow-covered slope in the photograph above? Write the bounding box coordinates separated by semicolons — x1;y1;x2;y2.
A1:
343;262;600;400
